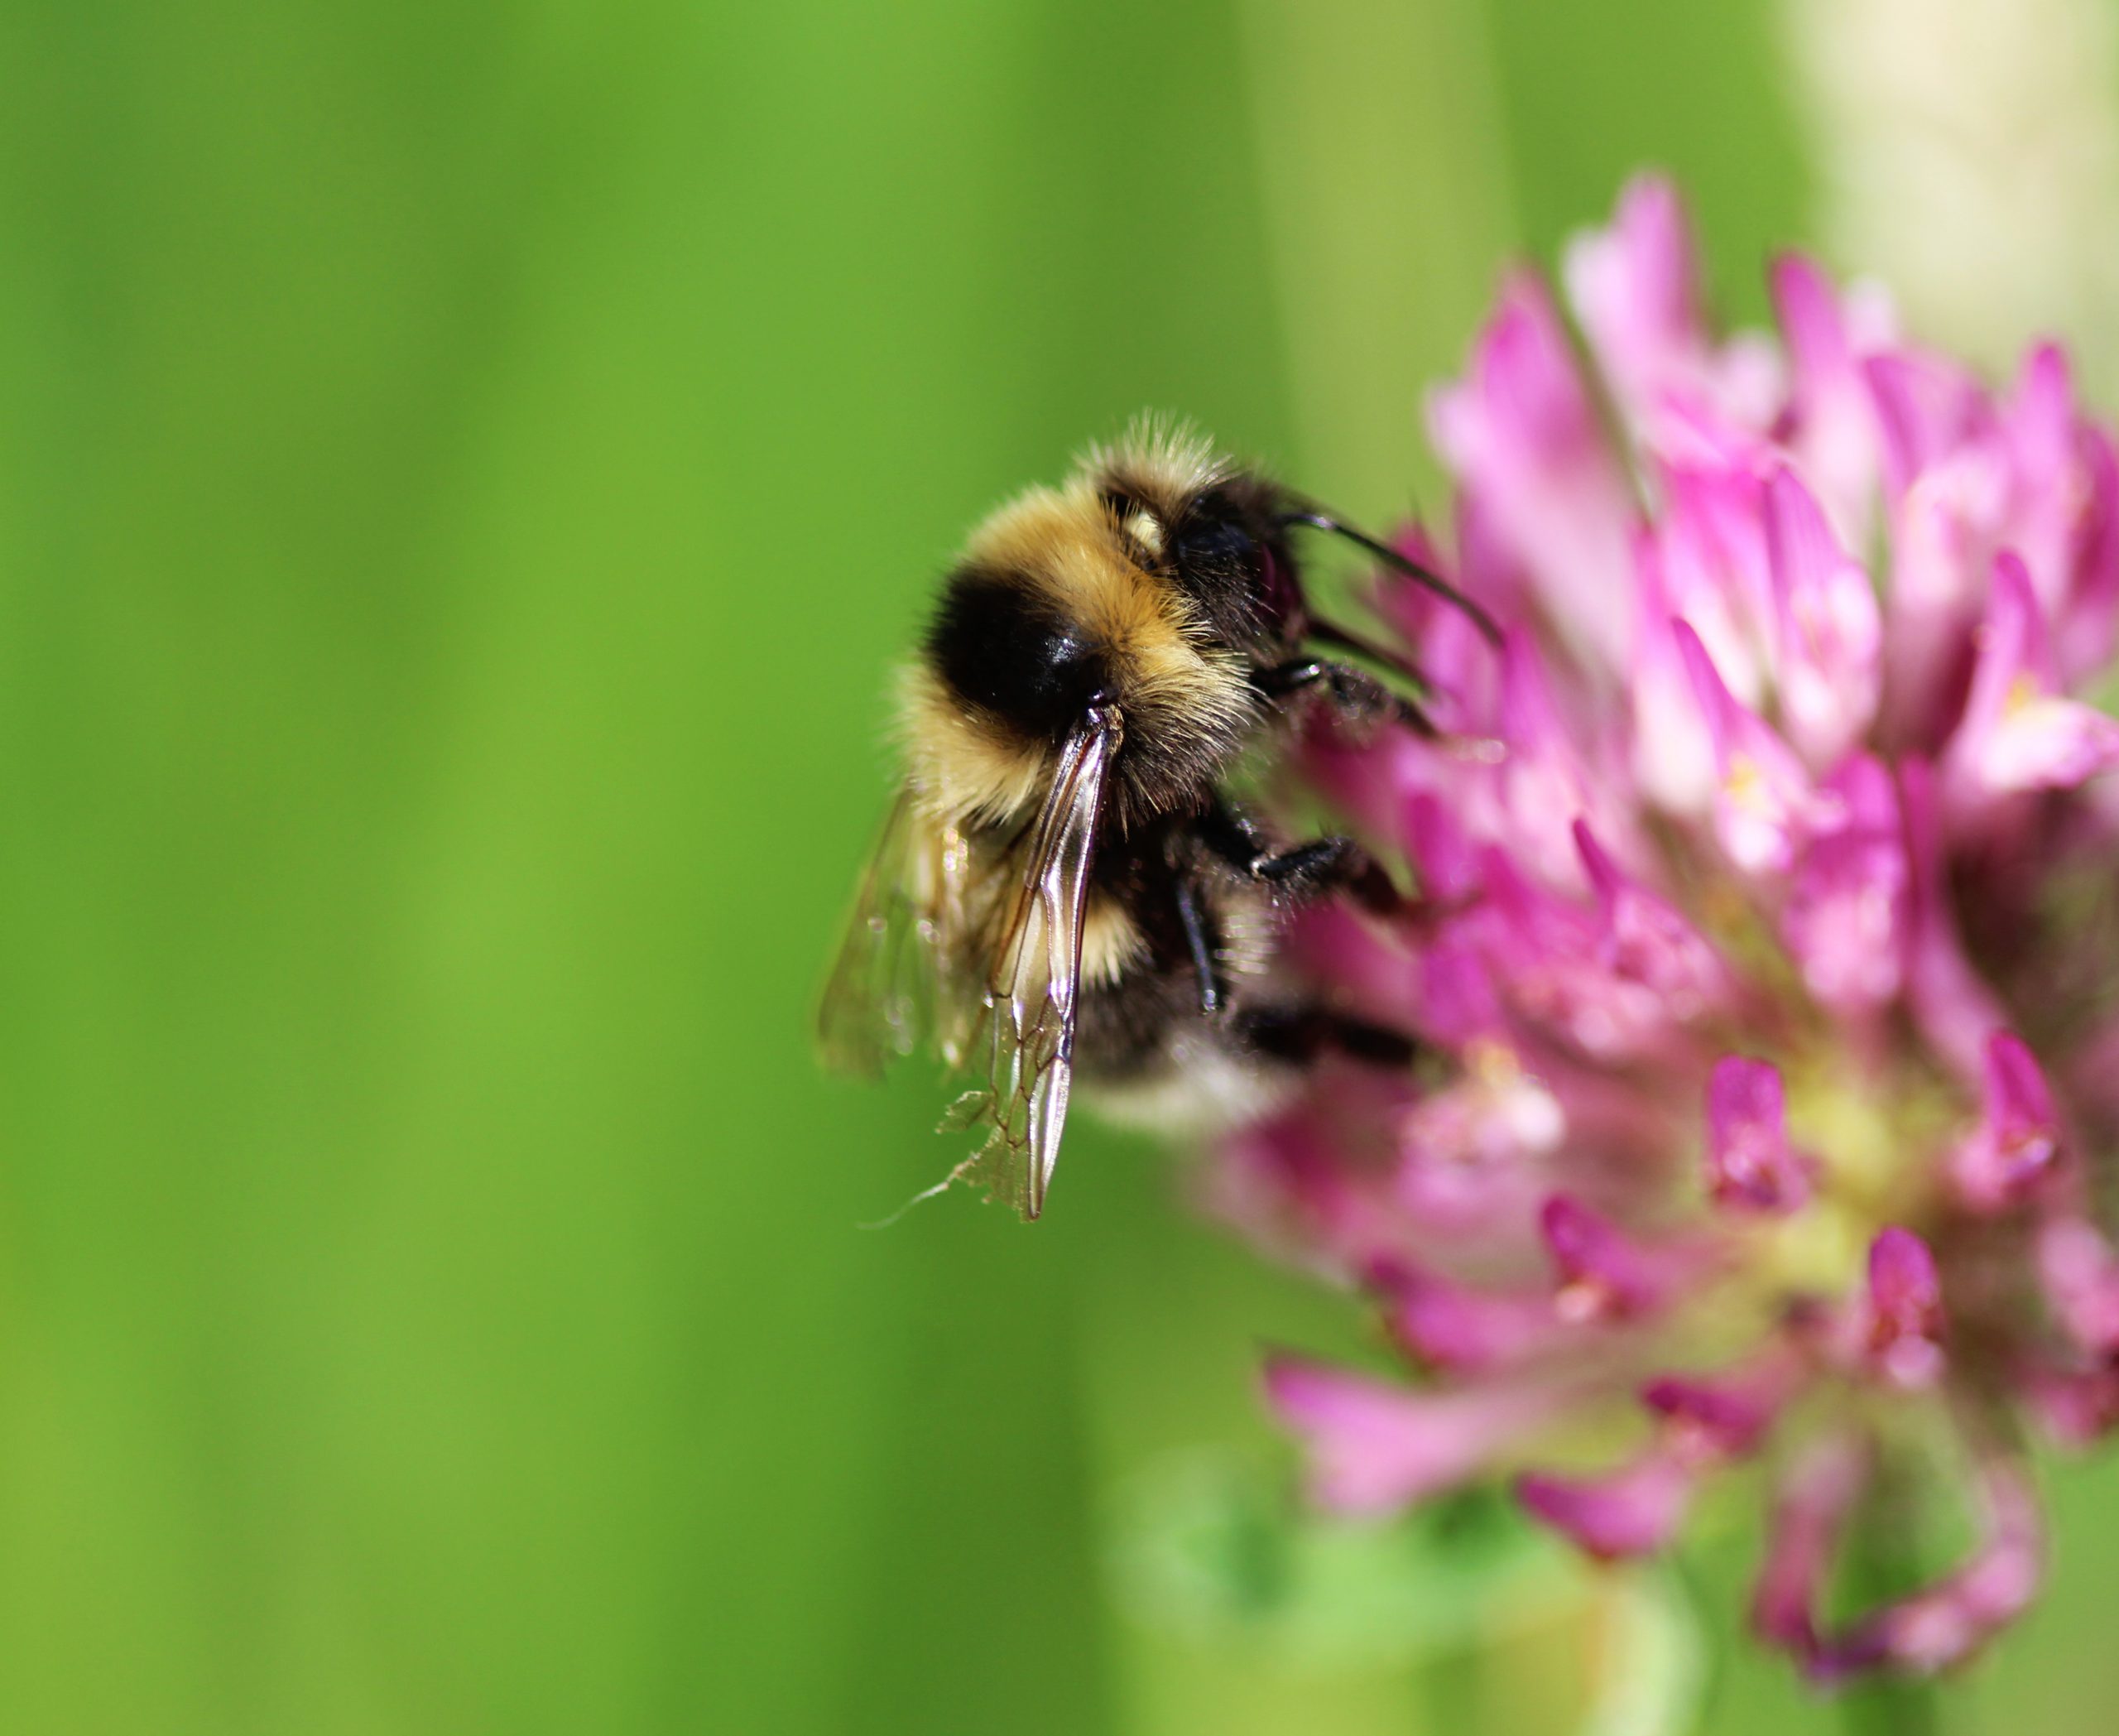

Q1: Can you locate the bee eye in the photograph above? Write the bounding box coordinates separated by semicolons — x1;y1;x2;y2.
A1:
1173;512;1258;577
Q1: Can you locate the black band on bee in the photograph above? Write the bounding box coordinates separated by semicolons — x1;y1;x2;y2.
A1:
1236;1005;1420;1069
928;566;1112;738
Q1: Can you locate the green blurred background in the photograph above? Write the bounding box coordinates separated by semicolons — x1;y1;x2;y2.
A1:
4;0;2118;1730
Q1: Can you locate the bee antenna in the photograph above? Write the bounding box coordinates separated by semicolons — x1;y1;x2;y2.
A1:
1276;509;1502;647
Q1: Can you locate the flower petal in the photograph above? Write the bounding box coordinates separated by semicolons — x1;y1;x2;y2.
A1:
1809;1463;2043;1679
1675;619;1826;875
1770;252;1886;547
1780;754;1911;1018
1950;551;2119;801
1517;1443;1699;1560
1562;176;1708;426
2036;1216;2119;1356
1261;1355;1571;1517
1857;1227;1947;1390
1752;1432;1872;1661
1764;466;1881;767
1540;1195;1693;1321
1575;819;1732;1019
1705;1056;1814;1213
1900;757;2006;1082
1642;1344;1807;1459
1953;1031;2064;1212
1368;1258;1569;1374
1428;274;1639;674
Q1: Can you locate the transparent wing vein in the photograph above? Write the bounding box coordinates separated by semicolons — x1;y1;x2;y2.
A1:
952;705;1121;1218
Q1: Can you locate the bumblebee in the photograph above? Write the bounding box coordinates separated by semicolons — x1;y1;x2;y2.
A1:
820;423;1496;1218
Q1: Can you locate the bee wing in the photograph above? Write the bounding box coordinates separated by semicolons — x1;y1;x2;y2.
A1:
817;786;974;1078
950;704;1122;1219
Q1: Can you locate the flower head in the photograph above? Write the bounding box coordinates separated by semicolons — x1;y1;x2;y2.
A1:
1227;177;2119;1681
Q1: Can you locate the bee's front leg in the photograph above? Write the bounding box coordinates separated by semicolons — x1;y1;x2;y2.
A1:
1252;656;1436;740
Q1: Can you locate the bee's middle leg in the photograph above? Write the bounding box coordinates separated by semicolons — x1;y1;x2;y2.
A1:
1194;796;1400;915
1171;872;1226;1016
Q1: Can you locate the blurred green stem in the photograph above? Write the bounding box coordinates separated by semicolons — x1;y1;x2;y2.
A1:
1836;1485;1944;1736
1838;1678;1939;1736
1422;1642;1481;1732
1575;1571;1703;1736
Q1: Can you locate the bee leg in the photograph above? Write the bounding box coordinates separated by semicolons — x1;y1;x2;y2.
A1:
1253;656;1438;740
1172;873;1226;1016
1194;797;1401;915
1237;1004;1419;1069
1306;617;1437;682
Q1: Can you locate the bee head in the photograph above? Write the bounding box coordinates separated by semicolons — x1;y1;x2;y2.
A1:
909;464;1261;828
1091;446;1304;652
